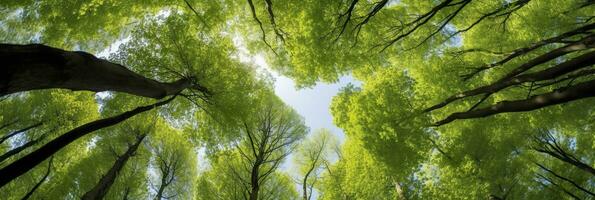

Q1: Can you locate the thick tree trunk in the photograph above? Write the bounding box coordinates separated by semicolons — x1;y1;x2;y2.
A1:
1;44;193;99
0;96;176;188
81;134;147;200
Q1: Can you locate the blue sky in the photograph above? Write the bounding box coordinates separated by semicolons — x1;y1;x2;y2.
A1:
273;74;354;141
251;56;360;143
250;56;361;199
99;36;358;198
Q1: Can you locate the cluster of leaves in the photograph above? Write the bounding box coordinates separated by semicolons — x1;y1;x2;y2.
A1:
1;0;594;199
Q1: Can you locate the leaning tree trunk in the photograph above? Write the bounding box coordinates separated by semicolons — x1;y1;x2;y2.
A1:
1;44;194;99
0;95;176;188
81;134;147;200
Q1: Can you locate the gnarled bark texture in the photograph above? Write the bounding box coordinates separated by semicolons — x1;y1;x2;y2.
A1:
1;44;192;99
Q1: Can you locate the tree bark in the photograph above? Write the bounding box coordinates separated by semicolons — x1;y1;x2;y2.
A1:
434;79;595;126
426;36;595;113
249;160;261;200
81;134;147;200
302;166;313;200
1;44;195;99
154;172;169;200
0;95;176;188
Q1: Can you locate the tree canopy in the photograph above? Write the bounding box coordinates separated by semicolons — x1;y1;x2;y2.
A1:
1;0;593;199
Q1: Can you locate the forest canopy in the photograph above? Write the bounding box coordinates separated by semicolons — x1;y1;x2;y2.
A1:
0;0;594;199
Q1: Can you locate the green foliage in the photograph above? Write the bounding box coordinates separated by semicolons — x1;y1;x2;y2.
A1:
1;0;594;199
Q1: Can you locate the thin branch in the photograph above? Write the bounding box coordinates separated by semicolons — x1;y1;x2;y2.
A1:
536;162;595;197
433;79;595;126
246;0;278;54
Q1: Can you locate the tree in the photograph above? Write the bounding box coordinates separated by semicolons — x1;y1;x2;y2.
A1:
0;95;175;187
235;94;307;200
317;139;410;200
293;129;338;200
195;89;307;200
1;0;594;199
149;123;197;200
21;156;53;200
81;132;147;200
1;44;209;99
0;9;261;190
196;150;299;200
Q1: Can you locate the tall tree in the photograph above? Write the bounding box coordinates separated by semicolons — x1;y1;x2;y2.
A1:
293;129;338;200
235;94;307;200
1;43;208;99
81;132;147;200
148;124;197;200
0;95;175;187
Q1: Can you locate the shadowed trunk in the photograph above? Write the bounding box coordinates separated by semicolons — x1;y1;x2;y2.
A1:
249;159;261;200
1;44;193;99
81;134;147;200
0;96;176;188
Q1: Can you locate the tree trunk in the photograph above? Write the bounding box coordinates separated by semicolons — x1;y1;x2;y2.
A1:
302;175;309;200
1;44;193;99
154;172;169;200
426;40;595;113
0;96;175;188
81;134;147;200
250;162;260;200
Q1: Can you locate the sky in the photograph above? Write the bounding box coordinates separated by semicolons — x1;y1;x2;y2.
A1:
252;56;361;142
250;56;360;200
97;35;360;198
